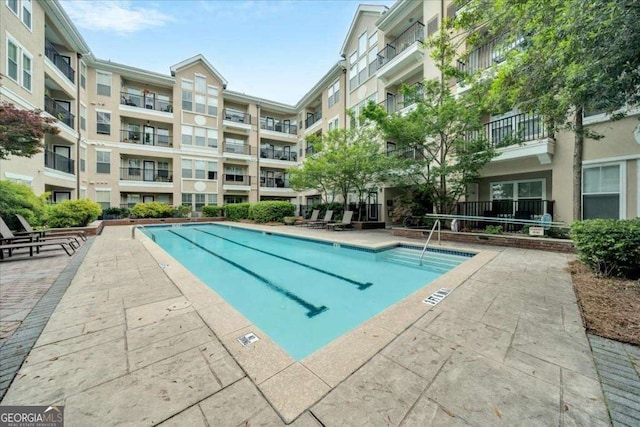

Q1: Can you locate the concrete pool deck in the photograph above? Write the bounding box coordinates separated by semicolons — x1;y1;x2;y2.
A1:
1;224;610;426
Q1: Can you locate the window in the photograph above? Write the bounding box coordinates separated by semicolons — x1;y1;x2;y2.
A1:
96;151;110;174
224;195;247;205
207;129;218;148
194;128;206;146
368;45;378;74
358;32;367;56
181;159;192;178
208;194;218;205
358;56;368;85
7;39;18;81
583;164;623;219
79;104;87;131
181;125;193;146
195;75;206;94
207;85;218;116
490;179;546;216
195;194;206;211
21;51;31;90
80;146;86;172
328;80;340;107
22;0;31;28
181;79;193;111
96;111;111;135
80;188;86;199
194;160;206;179
7;0;18;14
157;128;170;146
182;193;193;207
427;15;439;37
80;62;86;89
157;161;169;179
96;71;111;96
195;94;206;114
328;117;339;131
207;161;218;180
95;190;111;211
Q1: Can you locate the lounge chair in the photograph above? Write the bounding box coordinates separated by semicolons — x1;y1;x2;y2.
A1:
14;214;87;241
298;209;320;226
309;210;333;228
0;239;76;259
0;217;81;249
327;211;354;231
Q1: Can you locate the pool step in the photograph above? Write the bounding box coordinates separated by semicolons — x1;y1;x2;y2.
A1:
379;249;465;273
393;248;466;264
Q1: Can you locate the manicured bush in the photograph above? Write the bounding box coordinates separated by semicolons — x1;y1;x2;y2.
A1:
130;202;174;218
225;203;251;221
172;205;190;218
202;205;226;217
0;180;47;230
46;199;101;228
249;201;296;223
571;218;640;279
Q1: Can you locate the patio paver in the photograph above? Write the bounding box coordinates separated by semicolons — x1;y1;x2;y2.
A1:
0;224;614;426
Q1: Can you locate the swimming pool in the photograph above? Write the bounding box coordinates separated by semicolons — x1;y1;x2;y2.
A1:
141;224;473;360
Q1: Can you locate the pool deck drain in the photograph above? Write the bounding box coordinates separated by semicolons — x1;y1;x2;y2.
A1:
1;224;612;425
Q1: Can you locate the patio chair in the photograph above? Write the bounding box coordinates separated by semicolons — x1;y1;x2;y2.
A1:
14;214;87;241
297;209;319;226
0;217;81;250
309;210;333;228
327;211;354;231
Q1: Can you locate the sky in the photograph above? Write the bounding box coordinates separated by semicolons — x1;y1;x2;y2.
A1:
59;0;395;105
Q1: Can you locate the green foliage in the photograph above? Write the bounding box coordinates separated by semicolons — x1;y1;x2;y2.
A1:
202;205;226;217
0;180;48;230
103;207;130;219
224;203;251;221
47;199;101;228
0;102;59;159
547;227;570;239
484;225;503;235
249;201;295;223
571;219;640;279
309;202;344;221
130;202;175;218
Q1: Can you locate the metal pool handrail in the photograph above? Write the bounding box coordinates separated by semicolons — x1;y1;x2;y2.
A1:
419;220;441;266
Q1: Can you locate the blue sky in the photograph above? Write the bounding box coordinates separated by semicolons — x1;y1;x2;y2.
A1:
60;0;394;105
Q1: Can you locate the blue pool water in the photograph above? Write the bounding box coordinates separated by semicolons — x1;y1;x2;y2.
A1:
142;224;472;360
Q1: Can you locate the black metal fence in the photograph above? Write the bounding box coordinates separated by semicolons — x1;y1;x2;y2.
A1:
456;200;554;232
44;95;74;128
45;39;75;82
44;150;74;174
377;21;425;68
120;91;172;112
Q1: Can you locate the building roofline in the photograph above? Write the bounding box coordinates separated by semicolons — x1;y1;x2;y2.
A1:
170;54;228;88
295;61;346;109
41;0;91;54
89;57;175;86
223;90;297;113
339;4;388;56
375;0;417;31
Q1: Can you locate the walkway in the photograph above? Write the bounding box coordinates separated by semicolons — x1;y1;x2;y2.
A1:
1;225;611;426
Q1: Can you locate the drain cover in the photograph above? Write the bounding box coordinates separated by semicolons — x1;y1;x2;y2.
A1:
237;332;259;347
423;288;451;306
167;301;192;311
159;263;170;269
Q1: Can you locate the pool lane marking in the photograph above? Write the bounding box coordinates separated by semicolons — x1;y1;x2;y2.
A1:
168;230;328;318
193;228;373;291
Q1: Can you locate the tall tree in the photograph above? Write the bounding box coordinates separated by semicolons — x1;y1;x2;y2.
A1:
362;18;494;214
0;102;59;159
458;0;640;220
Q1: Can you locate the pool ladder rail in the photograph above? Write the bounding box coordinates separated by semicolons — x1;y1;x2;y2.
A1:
419;220;441;266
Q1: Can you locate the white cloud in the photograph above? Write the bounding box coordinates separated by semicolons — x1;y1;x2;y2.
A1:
61;1;174;35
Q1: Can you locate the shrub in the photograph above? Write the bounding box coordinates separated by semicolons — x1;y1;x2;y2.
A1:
249;201;296;223
202;205;226;217
103;207;130;219
484;225;503;234
130;202;174;218
225;203;251;221
47;199;101;228
172;205;190;218
0;181;47;230
571;218;640;279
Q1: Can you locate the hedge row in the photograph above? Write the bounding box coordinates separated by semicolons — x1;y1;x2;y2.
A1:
571;218;640;279
206;201;295;223
129;202;189;219
46;199;102;228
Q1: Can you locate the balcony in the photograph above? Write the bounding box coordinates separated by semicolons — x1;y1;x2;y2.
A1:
120;129;172;147
44;150;74;174
44;95;74;129
120;92;173;113
45;40;75;83
304;111;322;129
261;178;291;189
386;146;425;160
376;21;425;82
223;174;251;191
223;141;251;156
379;83;424;114
260;117;297;136
260;147;297;162
119;167;172;183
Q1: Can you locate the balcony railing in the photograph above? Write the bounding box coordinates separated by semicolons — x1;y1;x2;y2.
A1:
305;146;316;155
120;129;172;147
467;112;549;148
223;109;251;124
456;199;554;232
457;36;523;79
120;92;173;113
261;178;291;188
259;117;297;135
119;167;172;183
223;142;251;155
44;150;74;174
386;146;425;160
44;95;74;128
304;111;322;129
223;174;251;185
45;40;75;83
377;21;425;69
260;147;297;162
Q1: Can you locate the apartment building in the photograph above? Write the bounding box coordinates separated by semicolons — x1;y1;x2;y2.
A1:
1;0;638;223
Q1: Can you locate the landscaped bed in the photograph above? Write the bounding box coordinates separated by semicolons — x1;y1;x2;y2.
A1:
570;260;640;346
